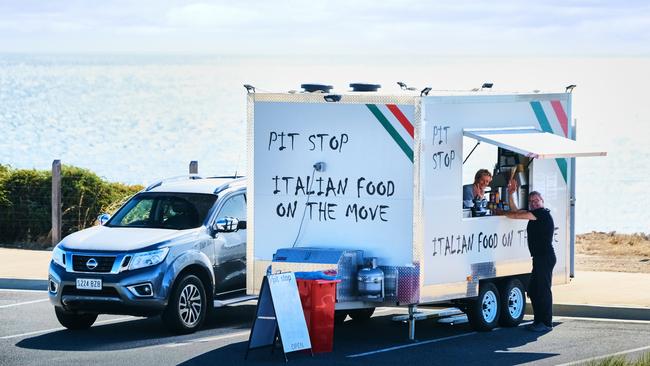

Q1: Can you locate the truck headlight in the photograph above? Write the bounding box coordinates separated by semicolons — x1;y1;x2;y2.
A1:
129;248;169;270
51;246;66;268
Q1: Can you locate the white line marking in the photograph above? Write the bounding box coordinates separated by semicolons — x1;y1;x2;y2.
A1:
374;307;397;314
556;344;650;366
554;316;650;324
349;316;649;359
0;316;134;340
0;289;48;294
163;331;250;348
347;332;477;358
347;320;537;358
0;298;49;309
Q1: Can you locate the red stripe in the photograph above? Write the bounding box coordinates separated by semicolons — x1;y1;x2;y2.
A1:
386;104;414;138
550;100;568;137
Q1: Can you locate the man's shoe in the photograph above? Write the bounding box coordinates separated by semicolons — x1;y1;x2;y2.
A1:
527;323;552;332
525;323;539;330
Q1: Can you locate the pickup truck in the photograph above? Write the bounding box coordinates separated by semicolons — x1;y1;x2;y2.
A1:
48;176;251;334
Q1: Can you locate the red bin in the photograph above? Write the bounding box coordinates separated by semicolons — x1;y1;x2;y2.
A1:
296;279;340;353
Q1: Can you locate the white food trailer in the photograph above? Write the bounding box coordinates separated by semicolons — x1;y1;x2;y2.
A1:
245;83;605;338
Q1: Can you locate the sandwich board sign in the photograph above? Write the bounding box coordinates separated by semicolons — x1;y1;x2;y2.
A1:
245;272;311;361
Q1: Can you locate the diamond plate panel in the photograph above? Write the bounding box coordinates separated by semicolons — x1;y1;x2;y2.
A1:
396;265;420;304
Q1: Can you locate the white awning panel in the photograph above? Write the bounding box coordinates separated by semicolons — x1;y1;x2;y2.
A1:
463;127;607;159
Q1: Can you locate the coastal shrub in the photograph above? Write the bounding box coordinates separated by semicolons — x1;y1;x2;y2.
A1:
0;164;142;247
0;165;9;205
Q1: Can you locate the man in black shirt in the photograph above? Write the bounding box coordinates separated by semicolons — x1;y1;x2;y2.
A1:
504;182;556;332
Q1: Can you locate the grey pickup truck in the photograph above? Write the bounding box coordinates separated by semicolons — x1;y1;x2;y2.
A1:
48;176;252;334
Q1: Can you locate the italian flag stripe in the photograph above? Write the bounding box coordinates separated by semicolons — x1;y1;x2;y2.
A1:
550;100;569;137
530;101;568;183
386;104;415;138
366;104;414;162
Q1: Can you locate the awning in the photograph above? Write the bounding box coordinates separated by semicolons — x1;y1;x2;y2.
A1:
463;127;607;159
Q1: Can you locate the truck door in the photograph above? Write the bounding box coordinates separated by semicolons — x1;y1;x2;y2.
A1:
212;193;247;295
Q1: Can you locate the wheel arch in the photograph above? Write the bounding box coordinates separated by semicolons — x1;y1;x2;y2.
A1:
490;274;531;292
174;264;214;302
164;251;215;301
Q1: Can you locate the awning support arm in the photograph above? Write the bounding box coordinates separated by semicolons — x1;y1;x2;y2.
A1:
463;141;481;165
527;157;535;169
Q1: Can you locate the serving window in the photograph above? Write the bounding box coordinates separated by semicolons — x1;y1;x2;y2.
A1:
462;136;529;218
462;126;606;219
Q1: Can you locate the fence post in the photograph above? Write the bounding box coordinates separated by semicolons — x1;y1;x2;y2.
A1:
189;161;198;175
52;160;62;245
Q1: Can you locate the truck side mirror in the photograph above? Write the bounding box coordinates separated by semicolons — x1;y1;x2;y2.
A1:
97;213;111;226
212;217;240;234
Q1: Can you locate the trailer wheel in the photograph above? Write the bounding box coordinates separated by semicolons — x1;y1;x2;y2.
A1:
162;274;207;334
498;278;526;327
55;307;98;330
467;282;500;331
347;307;375;322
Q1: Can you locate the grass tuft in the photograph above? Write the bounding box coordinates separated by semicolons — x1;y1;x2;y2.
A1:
585;353;650;366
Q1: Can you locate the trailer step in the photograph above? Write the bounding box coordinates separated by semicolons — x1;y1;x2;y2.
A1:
437;314;468;325
391;307;464;322
213;295;257;308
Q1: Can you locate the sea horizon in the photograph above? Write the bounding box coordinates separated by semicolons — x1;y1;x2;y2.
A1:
1;54;648;234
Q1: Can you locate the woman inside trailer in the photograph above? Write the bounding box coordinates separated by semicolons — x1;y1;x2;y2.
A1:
463;169;492;208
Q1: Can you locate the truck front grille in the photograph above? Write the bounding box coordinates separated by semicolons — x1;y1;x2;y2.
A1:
72;255;115;272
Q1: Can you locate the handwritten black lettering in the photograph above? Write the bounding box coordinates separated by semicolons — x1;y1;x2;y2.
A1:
432;234;475;257
276;201;298;218
502;230;514;247
268;131;300;151
307;133;349;152
356;178;395;198
432;125;450;145
432;150;456;169
306;201;337;221
345;204;389;222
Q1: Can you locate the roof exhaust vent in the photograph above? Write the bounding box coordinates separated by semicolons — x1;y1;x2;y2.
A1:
349;83;381;92
301;84;333;93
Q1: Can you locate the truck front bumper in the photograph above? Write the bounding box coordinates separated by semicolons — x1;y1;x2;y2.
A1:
48;262;168;316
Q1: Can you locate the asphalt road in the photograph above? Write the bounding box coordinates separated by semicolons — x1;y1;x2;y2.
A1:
1;289;649;366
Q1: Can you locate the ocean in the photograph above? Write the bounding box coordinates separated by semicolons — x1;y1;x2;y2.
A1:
0;54;648;234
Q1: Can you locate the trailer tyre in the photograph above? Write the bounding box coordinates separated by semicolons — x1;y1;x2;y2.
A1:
467;282;500;331
163;274;207;334
498;278;526;327
347;308;375;322
55;307;98;330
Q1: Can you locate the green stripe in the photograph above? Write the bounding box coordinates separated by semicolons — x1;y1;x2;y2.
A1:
366;104;413;162
530;101;567;183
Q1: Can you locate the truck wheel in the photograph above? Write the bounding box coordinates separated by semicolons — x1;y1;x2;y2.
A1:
55;307;98;330
467;282;500;331
498;278;526;327
163;274;207;334
348;308;375;322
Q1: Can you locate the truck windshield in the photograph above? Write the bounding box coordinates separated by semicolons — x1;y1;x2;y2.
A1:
107;192;217;230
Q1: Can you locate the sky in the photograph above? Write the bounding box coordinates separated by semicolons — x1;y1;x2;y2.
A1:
0;0;649;55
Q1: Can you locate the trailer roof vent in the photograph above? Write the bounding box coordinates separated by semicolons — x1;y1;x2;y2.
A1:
350;83;381;92
301;84;333;93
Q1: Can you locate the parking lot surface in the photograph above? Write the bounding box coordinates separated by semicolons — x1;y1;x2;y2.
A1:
1;289;649;365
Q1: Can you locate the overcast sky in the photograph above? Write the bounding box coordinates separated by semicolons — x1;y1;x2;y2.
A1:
1;0;649;55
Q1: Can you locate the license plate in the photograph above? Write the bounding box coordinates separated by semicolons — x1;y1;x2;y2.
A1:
76;278;102;290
